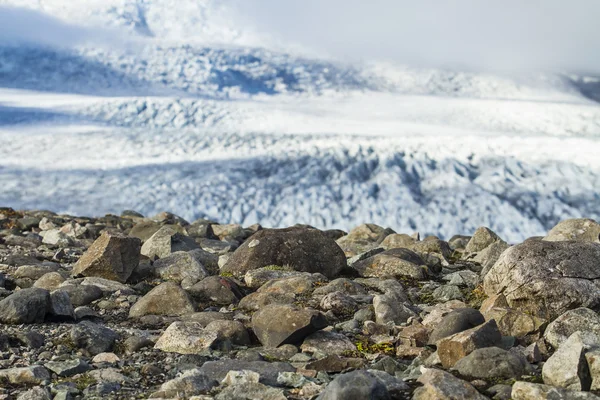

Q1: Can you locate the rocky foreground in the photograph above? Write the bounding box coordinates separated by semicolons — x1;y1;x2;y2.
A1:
1;209;600;399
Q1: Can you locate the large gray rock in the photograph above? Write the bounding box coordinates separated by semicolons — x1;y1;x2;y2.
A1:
413;368;488;400
317;370;391;400
141;226;199;259
512;381;600;400
453;347;530;380
475;241;510;278
0;288;50;324
484;240;600;320
542;331;600;391
72;231;141;283
129;282;195;318
70;321;118;355
545;308;600;349
544;219;600;242
221;227;346;279
252;304;328;347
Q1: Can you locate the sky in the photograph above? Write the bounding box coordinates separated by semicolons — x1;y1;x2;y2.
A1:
0;0;599;73
234;0;600;73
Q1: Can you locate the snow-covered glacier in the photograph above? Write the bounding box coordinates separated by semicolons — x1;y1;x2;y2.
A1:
1;0;599;241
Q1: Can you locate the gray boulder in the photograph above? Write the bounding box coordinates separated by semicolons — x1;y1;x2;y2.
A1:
221;227;346;279
0;288;50;324
70;321;118;355
453;347;530;380
484;240;600;320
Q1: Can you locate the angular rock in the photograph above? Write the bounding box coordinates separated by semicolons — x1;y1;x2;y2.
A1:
373;293;417;325
453;347;530;380
252;304;328;347
244;267;303;290
221;227;346;279
222;370;260;385
320;291;359;316
413;368;488;400
511;381;600;400
154;321;218;354
16;387;51;400
0;287;50;324
544;308;600;349
129;282;195;318
152;251;210;288
483;307;546;341
476;241;510;278
437;319;503;368
0;366;50;385
428;308;485;344
465;226;503;254
187;276;243;305
141;226;199;259
483;240;600;320
48;290;75;320
70;321;118;355
317;370;391;400
544;219;600;242
73;231;141;283
45;359;91;377
542;331;600;391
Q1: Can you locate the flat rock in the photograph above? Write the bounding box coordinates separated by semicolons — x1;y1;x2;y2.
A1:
453;347;530;380
545;308;600;349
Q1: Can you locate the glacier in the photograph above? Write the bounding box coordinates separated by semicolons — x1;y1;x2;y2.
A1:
0;0;599;242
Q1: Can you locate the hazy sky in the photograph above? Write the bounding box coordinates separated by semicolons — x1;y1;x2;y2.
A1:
1;1;598;73
234;0;600;72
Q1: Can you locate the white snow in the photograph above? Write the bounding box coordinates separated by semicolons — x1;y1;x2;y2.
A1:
1;0;599;241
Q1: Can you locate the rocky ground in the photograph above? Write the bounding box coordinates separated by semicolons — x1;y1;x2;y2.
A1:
1;208;600;399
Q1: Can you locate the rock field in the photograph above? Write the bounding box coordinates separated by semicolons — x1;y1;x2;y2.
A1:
1;207;600;399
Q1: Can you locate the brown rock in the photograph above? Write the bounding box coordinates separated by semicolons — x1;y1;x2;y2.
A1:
437;320;503;368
